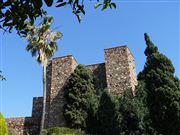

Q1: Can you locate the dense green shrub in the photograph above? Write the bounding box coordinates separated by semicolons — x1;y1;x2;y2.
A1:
39;129;48;135
0;112;8;135
39;127;85;135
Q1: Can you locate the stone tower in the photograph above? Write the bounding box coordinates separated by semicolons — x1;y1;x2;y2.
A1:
44;55;78;128
104;46;137;95
44;45;137;128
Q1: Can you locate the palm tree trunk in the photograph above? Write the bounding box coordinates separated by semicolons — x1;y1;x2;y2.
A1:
41;65;47;130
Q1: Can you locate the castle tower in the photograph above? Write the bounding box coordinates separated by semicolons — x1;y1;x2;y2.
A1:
45;55;78;128
5;45;138;135
104;46;137;95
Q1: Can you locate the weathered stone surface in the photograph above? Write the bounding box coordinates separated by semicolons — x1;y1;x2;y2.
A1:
45;55;78;128
32;97;43;119
86;63;107;90
104;46;137;95
6;117;41;135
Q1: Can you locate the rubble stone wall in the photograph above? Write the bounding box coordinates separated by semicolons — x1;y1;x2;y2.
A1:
45;55;78;128
86;63;107;90
6;117;41;135
32;97;43;119
126;48;138;95
104;46;137;95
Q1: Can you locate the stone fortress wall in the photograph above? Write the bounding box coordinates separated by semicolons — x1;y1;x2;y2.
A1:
6;97;43;135
6;45;137;135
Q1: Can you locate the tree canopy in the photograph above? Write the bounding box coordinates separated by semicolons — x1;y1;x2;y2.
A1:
0;0;116;35
138;33;180;135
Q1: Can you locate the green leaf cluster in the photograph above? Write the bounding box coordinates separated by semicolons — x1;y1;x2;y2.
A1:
0;0;116;34
40;127;85;135
0;112;8;135
25;16;62;66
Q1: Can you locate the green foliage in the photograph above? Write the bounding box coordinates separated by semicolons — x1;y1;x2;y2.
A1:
40;129;48;135
0;112;8;135
138;33;180;135
134;82;157;135
119;94;148;135
96;89;121;135
39;127;85;135
26;16;62;65
85;93;99;135
64;65;95;129
0;0;116;35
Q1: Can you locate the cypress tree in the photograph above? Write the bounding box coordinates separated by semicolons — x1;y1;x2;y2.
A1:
64;65;95;129
138;33;180;135
96;89;121;135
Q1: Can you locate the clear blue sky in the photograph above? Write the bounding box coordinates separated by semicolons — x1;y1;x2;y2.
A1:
0;1;179;118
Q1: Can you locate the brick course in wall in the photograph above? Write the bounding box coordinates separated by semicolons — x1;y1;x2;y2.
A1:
6;45;137;135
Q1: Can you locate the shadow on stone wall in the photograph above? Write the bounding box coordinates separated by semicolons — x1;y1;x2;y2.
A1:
23;117;41;135
44;61;52;129
45;78;69;128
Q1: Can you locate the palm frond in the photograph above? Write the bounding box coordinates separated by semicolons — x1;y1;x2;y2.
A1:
25;16;62;65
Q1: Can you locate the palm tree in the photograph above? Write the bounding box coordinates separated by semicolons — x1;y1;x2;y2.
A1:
0;71;5;81
25;16;62;130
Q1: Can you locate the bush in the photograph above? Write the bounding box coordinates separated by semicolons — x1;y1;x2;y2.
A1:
40;129;48;135
0;112;8;135
40;127;85;135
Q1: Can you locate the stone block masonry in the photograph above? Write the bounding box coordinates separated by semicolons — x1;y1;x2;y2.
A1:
32;97;43;119
6;45;137;135
104;46;137;95
6;97;43;135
